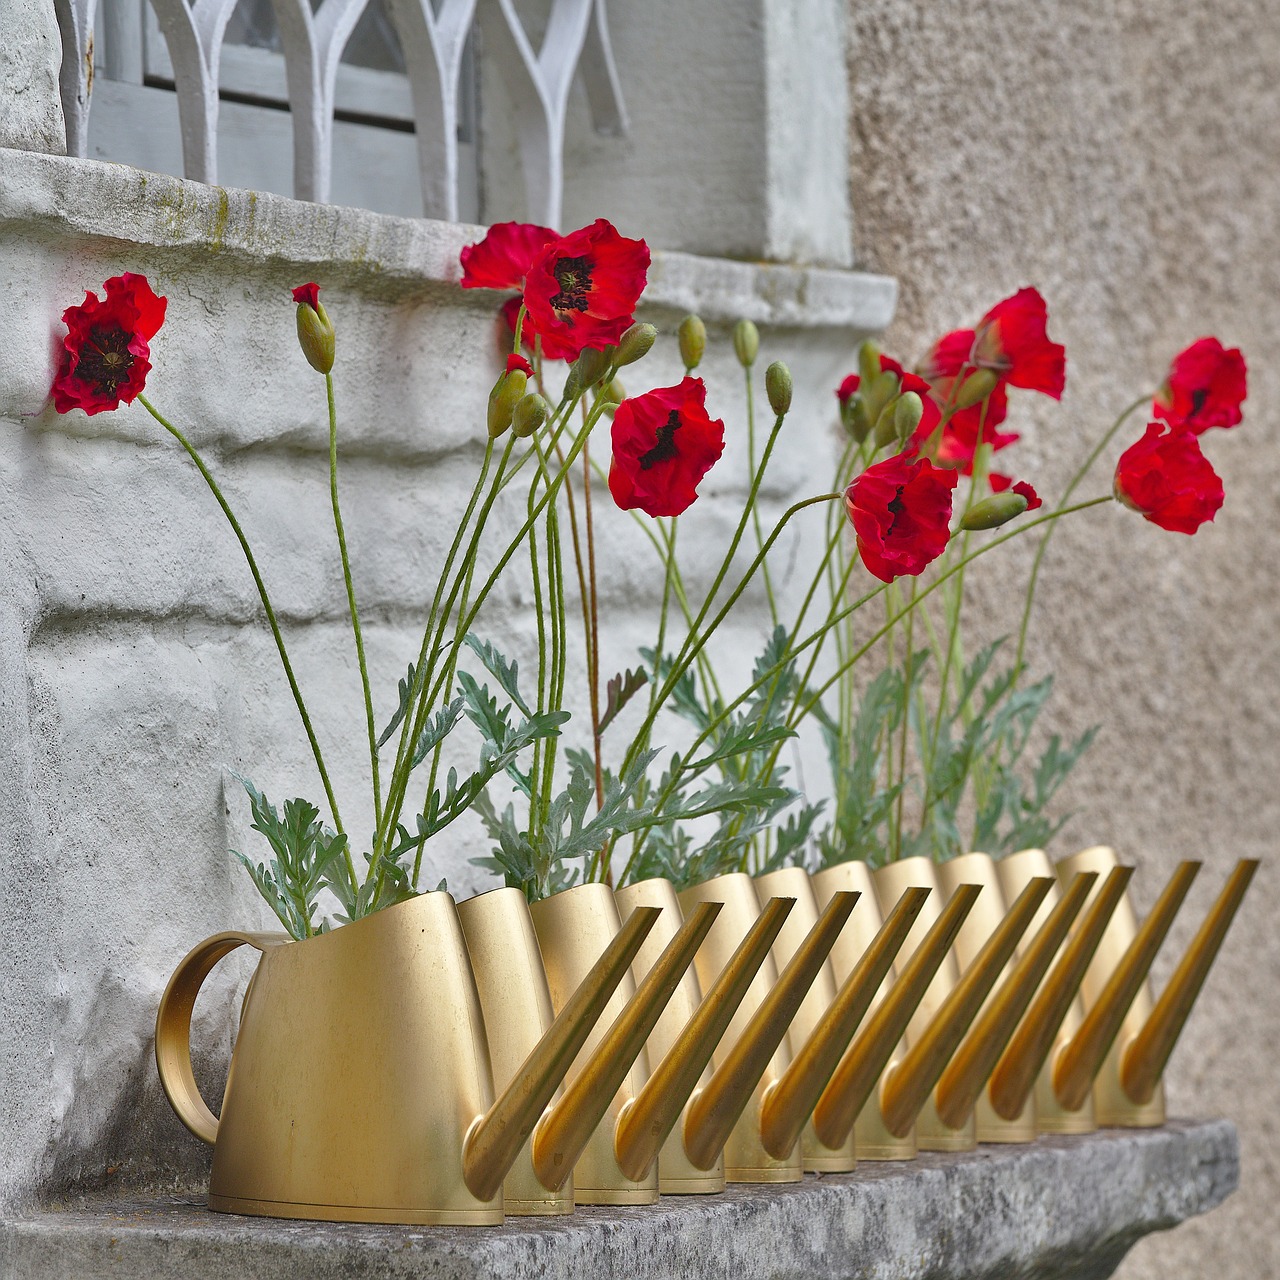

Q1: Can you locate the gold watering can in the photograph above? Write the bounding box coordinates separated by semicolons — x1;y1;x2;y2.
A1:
809;858;1045;1156
155;891;664;1224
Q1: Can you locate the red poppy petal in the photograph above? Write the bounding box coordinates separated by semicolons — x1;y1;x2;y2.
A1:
461;222;557;289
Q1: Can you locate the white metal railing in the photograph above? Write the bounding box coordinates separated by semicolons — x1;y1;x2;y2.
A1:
51;0;628;227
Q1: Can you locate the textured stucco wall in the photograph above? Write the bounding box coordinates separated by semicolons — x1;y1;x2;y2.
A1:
843;1;1280;1275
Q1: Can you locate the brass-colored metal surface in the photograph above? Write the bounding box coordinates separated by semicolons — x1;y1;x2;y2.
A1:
614;878;723;1194
1052;854;1201;1119
763;884;927;1164
873;859;977;1151
813;884;978;1151
460;896;661;1205
456;887;572;1216
616;896;793;1184
996;849;1096;1133
678;874;798;1182
936;853;1034;1142
812;862;914;1159
753;867;857;1171
529;884;663;1205
881;879;1047;1141
1120;859;1259;1105
682;891;857;1176
935;874;1089;1132
988;868;1128;1126
531;901;719;1192
173;895;510;1224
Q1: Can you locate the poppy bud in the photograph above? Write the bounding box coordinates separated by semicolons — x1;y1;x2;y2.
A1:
678;315;706;370
862;370;900;426
293;282;335;374
857;340;883;391
894;391;924;442
733;319;760;368
488;368;528;439
511;391;549;439
842;396;872;442
961;489;1030;530
615;322;657;367
953;368;1000;409
765;361;792;416
574;345;610;390
872;399;900;448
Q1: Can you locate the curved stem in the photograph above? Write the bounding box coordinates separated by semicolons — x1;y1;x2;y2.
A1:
137;394;351;877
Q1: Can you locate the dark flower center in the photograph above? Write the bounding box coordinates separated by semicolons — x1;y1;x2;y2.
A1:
1190;388;1209;417
77;326;136;393
885;484;908;536
550;255;593;313
639;411;682;470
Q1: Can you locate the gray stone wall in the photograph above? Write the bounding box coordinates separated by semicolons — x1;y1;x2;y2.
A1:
843;2;1280;1275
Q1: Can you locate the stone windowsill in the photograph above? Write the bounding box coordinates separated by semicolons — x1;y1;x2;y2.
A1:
0;1121;1238;1280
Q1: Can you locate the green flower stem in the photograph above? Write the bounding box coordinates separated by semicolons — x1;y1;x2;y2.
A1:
325;372;381;842
137;393;353;887
1013;392;1149;677
744;367;779;627
892;577;919;860
526;468;549;844
582;432;605;804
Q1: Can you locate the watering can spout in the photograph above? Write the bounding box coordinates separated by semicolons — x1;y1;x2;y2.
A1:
758;887;928;1161
613;896;796;1183
1051;860;1201;1113
987;866;1131;1121
877;878;1049;1138
812;883;978;1150
462;903;663;1202
680;892;859;1172
933;875;1093;1131
1119;859;1259;1105
525;900;722;1193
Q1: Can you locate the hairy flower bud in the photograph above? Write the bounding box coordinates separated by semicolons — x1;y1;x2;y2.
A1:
615;321;657;367
961;489;1030;530
857;340;883;391
733;319;760;368
487;368;528;438
894;391;924;441
872;399;899;448
765;361;793;416
574;345;610;390
293;282;335;374
953;368;1000;409
511;391;549;438
678;314;706;370
842;396;872;442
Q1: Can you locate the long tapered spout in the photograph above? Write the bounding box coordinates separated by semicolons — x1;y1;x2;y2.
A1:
879;878;1049;1138
934;875;1092;1130
988;867;1131;1121
812;884;977;1150
1052;860;1201;1113
614;896;796;1182
462;904;661;1201
759;887;929;1161
527;901;721;1192
1120;859;1259;1105
681;891;859;1172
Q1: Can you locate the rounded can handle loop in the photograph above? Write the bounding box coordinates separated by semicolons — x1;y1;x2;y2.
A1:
154;931;289;1145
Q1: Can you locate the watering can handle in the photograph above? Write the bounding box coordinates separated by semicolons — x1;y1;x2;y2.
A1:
154;930;289;1145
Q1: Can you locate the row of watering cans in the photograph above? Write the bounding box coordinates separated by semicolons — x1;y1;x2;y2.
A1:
154;846;1257;1225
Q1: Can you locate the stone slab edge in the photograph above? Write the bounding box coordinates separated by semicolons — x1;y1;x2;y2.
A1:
0;147;898;331
0;1121;1238;1280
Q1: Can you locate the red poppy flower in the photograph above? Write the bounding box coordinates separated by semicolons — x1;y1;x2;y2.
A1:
506;353;534;377
1113;422;1223;535
52;273;167;415
972;287;1066;398
919;332;1016;469
608;377;725;518
292;282;321;308
844;452;958;582
524;219;650;362
1153;337;1247;434
461;221;557;290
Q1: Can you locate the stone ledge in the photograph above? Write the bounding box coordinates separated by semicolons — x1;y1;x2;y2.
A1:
0;147;897;330
0;1121;1237;1280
